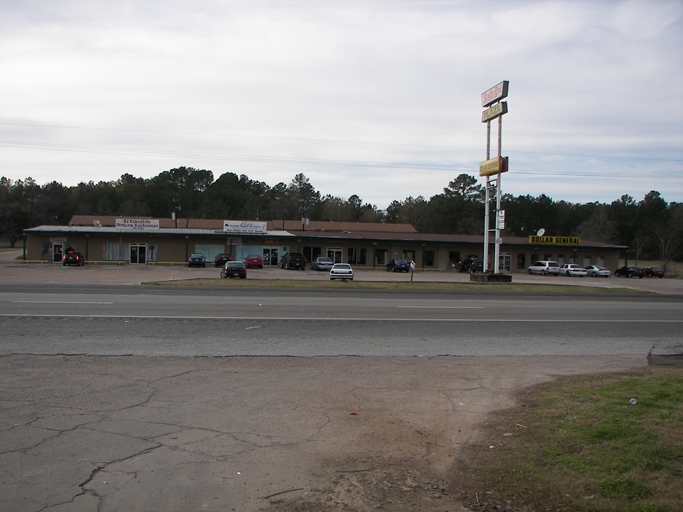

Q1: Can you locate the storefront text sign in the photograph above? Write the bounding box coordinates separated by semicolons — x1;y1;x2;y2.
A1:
115;219;160;230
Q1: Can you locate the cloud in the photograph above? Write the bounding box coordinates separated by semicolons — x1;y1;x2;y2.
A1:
1;0;681;209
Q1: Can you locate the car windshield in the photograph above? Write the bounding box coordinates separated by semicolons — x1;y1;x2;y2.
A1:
548;262;559;267
191;254;203;258
318;257;332;262
227;262;243;268
334;264;351;269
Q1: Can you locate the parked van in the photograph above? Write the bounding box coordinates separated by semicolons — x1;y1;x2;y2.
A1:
527;260;561;276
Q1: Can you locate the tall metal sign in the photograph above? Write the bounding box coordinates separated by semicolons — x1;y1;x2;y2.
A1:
480;81;509;274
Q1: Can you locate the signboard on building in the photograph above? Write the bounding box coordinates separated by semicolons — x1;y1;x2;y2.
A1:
528;236;581;245
223;220;267;233
115;219;160;230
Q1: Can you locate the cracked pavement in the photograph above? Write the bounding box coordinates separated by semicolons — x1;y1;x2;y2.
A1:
0;353;646;512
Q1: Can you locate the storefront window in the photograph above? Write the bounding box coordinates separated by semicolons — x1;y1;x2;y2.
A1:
423;250;435;267
347;247;367;265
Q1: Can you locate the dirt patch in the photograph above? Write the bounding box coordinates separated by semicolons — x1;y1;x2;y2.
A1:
0;354;646;512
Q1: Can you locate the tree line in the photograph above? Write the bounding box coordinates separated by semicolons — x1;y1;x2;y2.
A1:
2;167;681;263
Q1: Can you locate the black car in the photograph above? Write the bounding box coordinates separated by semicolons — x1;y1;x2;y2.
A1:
62;247;84;266
460;257;484;273
220;261;247;279
188;253;206;267
615;265;644;278
386;259;410;272
214;253;232;267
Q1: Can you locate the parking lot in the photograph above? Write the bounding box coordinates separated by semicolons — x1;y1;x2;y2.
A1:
1;250;682;294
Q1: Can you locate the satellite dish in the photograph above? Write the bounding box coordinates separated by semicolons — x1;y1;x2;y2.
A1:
536;228;545;236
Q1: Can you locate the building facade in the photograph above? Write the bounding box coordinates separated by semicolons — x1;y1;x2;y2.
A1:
23;216;626;272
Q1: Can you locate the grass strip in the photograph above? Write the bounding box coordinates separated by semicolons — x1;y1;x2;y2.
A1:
455;367;683;511
143;278;647;294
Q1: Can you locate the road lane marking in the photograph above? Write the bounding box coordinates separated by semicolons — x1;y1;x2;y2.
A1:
397;306;485;309
1;314;681;322
11;301;114;304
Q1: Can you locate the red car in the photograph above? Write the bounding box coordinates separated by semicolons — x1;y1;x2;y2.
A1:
245;254;263;269
643;266;665;278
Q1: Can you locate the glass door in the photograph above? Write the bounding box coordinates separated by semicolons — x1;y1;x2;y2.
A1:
327;248;343;263
53;243;63;263
263;247;279;266
130;244;147;264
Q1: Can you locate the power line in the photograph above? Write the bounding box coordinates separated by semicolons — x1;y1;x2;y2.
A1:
1;121;680;163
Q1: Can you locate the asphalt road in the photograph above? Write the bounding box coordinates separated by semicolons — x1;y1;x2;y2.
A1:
1;285;681;358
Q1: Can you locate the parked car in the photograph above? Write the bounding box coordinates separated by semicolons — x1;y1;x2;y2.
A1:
330;263;354;281
386;259;410;272
245;254;263;269
615;265;644;278
559;263;587;277
584;265;611;278
62;247;84;266
311;256;334;271
459;257;484;273
214;253;232;267
527;260;560;276
220;261;247;279
188;253;206;267
643;266;664;278
280;252;306;270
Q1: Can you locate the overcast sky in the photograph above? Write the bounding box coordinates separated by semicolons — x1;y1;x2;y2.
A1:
1;0;682;210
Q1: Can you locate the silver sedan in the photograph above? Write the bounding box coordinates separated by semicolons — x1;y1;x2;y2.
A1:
584;265;611;278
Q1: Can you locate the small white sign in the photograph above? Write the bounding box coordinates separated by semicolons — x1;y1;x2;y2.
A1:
223;220;267;233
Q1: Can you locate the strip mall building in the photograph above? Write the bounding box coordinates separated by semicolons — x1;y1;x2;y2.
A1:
23;215;626;272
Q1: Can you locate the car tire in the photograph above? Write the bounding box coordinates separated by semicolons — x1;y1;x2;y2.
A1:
541;270;546;275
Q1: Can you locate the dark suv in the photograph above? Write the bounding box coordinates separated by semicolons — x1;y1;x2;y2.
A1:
280;252;306;270
62;247;84;266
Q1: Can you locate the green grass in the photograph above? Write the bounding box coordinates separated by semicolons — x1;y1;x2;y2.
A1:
454;368;683;511
143;277;648;294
